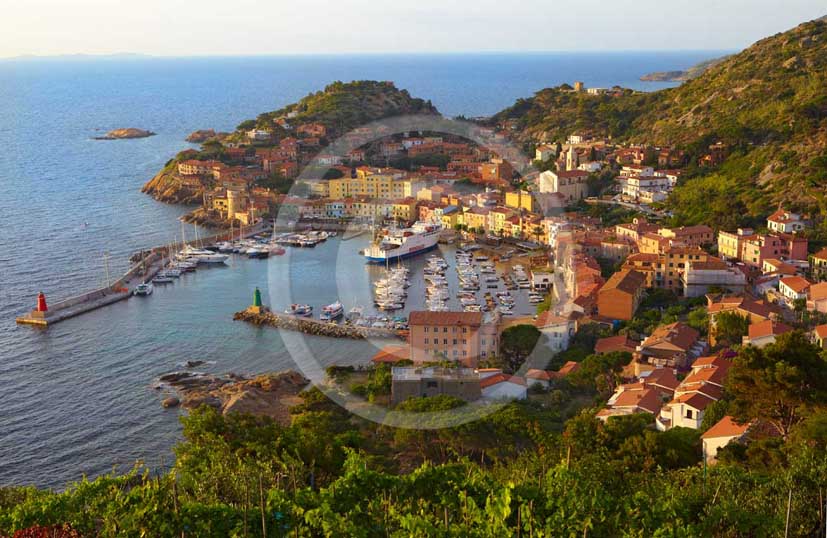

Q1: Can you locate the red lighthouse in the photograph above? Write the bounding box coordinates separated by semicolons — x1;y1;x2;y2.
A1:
36;292;48;312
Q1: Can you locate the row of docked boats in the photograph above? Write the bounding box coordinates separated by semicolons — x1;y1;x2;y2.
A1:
374;265;410;312
273;230;335;248
284;300;345;321
425;255;450;312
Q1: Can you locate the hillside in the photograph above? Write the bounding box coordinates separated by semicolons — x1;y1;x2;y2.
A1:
493;17;827;226
236;80;438;139
640;56;729;82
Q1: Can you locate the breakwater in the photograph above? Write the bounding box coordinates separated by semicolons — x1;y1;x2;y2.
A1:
234;308;405;340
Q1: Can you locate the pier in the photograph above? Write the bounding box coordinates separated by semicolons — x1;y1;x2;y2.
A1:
234;308;406;340
15;252;168;327
15;222;268;328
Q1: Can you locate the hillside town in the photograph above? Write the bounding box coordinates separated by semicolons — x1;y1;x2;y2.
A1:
167;83;827;467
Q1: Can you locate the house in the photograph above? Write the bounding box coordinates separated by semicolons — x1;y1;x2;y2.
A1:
595;335;638;355
597;269;646;321
778;276;811;303
681;259;747;298
742;320;793;348
596;387;664;422
535;144;557;162
717;229;808;269
408;311;500;367
657;355;730;431
534;312;576;353
525;365;581;389
767;209;806;233
633;322;706;375
538;170;590;202
808;282;827;313
530;270;554;291
391;367;481;404
762;258;800;276
811;248;827;280
480;374;528;400
812;325;827;349
702;416;752;464
246;129;271;141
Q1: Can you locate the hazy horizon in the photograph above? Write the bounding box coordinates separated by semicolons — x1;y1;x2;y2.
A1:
1;0;824;59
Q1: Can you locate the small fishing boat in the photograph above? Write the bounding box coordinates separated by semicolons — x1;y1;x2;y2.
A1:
320;301;344;321
134;283;153;296
152;275;173;284
285;304;313;317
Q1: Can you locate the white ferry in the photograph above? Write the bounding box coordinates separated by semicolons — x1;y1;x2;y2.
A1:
362;221;441;263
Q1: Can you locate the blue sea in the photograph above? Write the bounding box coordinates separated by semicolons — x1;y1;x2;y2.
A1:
0;51;722;488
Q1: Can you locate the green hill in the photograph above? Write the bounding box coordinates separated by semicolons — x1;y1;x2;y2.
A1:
493;17;827;228
237;80;438;138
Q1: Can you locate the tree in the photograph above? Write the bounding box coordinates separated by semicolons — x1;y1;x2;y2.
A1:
713;311;749;347
687;306;710;335
727;331;827;439
569;352;632;396
500;325;542;372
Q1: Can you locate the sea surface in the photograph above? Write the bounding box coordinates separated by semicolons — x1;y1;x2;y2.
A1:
0;51;723;488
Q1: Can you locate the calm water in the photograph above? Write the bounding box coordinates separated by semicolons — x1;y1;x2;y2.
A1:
0;51;722;488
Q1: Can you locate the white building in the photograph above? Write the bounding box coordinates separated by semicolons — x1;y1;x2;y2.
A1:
534;312;576;353
246;129;271;141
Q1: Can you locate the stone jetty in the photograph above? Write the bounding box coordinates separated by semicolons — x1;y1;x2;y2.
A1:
234;308;404;340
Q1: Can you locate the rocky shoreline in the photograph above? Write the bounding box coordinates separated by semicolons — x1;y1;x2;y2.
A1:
157;369;309;424
141;169;204;204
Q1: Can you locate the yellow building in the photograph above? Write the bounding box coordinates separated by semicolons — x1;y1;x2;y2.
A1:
463;208;489;233
391;199;418;223
487;207;514;236
505;190;534;212
329;170;415;200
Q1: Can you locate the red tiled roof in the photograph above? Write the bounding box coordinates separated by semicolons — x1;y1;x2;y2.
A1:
815;325;827;339
595;335;638;354
780;276;811;294
702;415;751;439
612;388;663;414
371;345;410;363
409;311;484;327
748;320;793;340
480;374;527;389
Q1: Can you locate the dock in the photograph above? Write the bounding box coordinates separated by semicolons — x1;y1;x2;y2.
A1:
15;252;168;327
234;308;405;340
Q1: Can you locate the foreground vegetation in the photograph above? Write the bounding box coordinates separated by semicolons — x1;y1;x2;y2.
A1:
3;333;827;537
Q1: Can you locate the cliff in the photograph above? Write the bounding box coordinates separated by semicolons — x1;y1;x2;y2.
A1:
640;56;729;82
141;167;202;204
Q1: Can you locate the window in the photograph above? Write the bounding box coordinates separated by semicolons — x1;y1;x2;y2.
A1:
443;327;448;333
426;381;438;388
443;339;448;345
685;409;693;419
424;327;429;333
453;339;457;345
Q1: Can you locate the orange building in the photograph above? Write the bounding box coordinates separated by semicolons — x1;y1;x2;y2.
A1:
597;269;647;321
408;311;499;368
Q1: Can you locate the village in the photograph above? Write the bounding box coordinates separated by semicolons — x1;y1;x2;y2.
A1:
159;81;827;467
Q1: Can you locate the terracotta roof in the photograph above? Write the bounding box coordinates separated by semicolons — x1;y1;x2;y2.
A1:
409;311;484;327
553;170;590;178
814;325;827;339
612;388;663;414
534;311;570;329
640;322;700;352
558;361;581;376
371;345;410;363
810;282;827;301
641;368;681;392
525;369;553;381
480;374;527;389
601;269;646;295
595;335;638;354
702;415;751;439
813;248;827;261
671;391;716;411
780;276;811;294
748;320;793;340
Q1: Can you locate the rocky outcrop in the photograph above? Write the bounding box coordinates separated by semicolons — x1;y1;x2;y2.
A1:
186;129;229;143
158;370;309;424
141;170;203;204
94;128;155;140
181;208;230;229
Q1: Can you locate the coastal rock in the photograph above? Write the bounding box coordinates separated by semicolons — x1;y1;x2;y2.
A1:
185;360;206;368
159;369;310;424
185;129;229;143
94;128;155;140
162;397;180;408
141;169;203;205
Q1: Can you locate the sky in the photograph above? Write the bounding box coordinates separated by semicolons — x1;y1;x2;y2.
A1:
0;0;824;58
